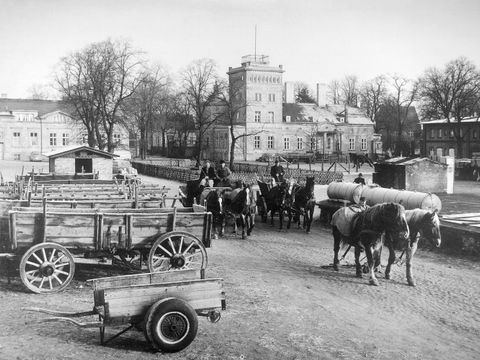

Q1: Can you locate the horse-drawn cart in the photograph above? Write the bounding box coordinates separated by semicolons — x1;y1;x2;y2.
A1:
2;207;213;294
25;268;226;353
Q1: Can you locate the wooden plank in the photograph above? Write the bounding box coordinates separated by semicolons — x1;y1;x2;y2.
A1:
88;269;202;291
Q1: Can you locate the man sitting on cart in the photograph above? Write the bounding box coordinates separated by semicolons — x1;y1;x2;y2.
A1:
215;160;231;187
270;158;285;186
200;160;217;187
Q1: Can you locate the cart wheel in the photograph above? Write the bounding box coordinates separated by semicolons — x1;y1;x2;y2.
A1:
148;231;207;273
144;297;198;353
19;243;75;294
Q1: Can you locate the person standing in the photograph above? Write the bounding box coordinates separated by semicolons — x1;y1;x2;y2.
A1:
270;158;285;183
353;173;366;185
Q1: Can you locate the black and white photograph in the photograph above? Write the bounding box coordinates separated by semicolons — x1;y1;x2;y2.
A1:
0;0;479;359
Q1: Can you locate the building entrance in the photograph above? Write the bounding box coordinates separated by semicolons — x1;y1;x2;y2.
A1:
75;158;92;173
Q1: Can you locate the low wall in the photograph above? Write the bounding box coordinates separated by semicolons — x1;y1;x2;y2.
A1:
132;161;343;185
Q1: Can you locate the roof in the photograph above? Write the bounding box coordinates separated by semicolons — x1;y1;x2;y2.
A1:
0;98;70;116
282;103;337;123
45;145;118;159
380;157;447;167
421;116;480;125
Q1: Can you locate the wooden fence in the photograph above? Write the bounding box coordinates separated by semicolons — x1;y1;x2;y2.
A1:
132;161;343;185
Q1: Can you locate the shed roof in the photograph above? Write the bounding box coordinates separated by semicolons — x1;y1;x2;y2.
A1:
45;145;118;159
381;157;446;167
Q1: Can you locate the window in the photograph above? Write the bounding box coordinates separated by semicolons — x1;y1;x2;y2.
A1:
206;137;210;147
187;133;196;146
349;138;355;151
327;137;332;150
473;130;478;139
113;133;121;142
310;138;317;151
449;129;454;138
254;136;261;149
254;111;261;122
285;115;291;123
62;133;69;146
255;93;262;101
284;137;290;150
408;131;414;138
297;137;304;150
361;138;367;151
268;93;275;102
49;133;57;146
14;153;21;160
430;129;435;139
438;129;442;138
444;129;448;136
267;136;274;149
308;116;313;122
30;132;38;146
268;112;274;123
13;132;20;146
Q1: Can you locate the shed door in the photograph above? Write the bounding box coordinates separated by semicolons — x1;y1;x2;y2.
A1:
75;158;92;173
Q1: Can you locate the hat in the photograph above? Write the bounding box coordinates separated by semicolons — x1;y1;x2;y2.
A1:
358;173;363;177
275;158;279;163
220;160;225;164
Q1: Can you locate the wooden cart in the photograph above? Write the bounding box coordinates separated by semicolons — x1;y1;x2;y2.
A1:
3;207;212;294
25;269;226;353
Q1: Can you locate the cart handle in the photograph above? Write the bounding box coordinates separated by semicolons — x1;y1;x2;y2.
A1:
43;317;103;328
22;307;96;318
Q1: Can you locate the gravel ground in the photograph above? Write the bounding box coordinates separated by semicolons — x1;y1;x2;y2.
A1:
0;160;479;360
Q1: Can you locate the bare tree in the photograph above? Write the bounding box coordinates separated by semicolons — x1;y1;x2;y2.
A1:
340;75;360;107
377;75;419;155
419;57;480;157
180;59;222;163
328;80;341;104
55;39;145;152
122;64;171;159
360;75;387;131
28;83;55;100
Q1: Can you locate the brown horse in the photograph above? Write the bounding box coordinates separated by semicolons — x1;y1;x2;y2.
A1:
382;209;441;286
221;183;256;239
331;202;410;286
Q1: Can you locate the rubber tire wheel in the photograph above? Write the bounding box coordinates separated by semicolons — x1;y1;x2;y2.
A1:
19;242;75;294
144;297;198;353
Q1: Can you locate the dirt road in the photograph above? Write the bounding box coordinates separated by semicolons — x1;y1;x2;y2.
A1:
1;219;479;360
0;169;479;359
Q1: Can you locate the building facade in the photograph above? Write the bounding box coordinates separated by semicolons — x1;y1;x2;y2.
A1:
421;117;480;158
0;99;130;161
204;55;379;162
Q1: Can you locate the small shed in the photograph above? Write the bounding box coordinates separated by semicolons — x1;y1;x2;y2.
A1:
372;157;448;193
46;145;118;180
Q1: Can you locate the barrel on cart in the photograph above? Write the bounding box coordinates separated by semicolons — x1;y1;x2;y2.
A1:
3;207;213;294
25;269;226;353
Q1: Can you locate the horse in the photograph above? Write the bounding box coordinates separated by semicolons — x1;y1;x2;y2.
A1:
222;183;255;239
286;176;316;233
349;153;374;169
257;180;289;229
179;178;205;207
198;188;225;239
382;209;441;286
331;202;410;286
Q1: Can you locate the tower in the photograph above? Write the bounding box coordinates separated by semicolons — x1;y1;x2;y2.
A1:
227;55;284;125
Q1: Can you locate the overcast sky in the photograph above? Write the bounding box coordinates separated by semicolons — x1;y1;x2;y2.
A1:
1;0;479;98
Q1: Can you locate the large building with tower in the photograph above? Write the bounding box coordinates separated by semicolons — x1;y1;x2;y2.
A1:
205;55;380;162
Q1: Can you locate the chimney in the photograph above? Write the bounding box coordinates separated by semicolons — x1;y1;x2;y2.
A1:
316;83;327;107
284;82;295;103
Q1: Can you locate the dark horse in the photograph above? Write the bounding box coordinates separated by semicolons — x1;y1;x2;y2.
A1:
286;176;316;233
257;180;289;229
179;178;205;207
382;209;441;286
198;188;225;239
331;203;410;286
222;183;255;239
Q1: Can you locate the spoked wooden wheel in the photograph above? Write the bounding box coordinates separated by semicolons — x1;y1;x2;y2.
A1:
148;231;207;273
19;243;75;294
